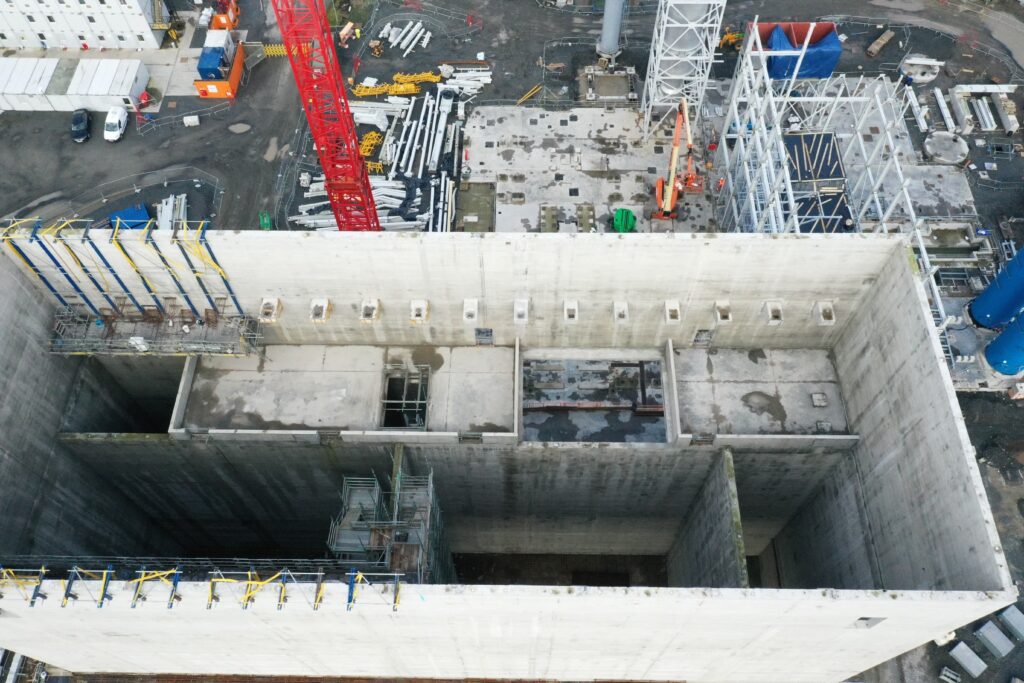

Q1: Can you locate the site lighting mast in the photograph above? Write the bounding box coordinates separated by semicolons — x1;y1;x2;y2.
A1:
270;0;380;231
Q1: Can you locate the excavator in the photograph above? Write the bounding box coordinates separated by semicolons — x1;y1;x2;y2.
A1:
653;97;703;220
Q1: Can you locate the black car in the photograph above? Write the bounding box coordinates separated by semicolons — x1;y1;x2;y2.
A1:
71;108;91;143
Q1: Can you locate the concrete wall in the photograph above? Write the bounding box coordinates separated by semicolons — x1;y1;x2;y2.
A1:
773;456;877;589
0;579;1013;683
667;450;748;588
4;232;900;349
0;252;175;556
59;433;394;557
832;248;1012;592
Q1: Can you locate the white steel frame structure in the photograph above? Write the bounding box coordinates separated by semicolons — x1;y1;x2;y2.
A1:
713;23;920;236
640;0;726;138
713;21;950;327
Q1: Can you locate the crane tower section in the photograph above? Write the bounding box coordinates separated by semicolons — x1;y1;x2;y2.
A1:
271;0;380;231
640;0;725;138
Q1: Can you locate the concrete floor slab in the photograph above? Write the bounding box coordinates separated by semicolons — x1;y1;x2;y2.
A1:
462;106;716;233
183;345;514;433
677;348;850;435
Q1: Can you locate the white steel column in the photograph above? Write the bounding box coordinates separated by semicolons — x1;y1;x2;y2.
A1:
640;0;725;138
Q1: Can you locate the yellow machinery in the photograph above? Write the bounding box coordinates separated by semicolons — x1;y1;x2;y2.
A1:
719;26;744;51
653;97;703;220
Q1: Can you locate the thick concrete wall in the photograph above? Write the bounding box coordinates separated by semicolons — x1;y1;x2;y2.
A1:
0;579;1013;683
62;436;714;557
4;232;900;349
59;434;394;557
833;248;1012;592
731;450;845;556
773;456;878;589
667;450;748;587
0;254;176;556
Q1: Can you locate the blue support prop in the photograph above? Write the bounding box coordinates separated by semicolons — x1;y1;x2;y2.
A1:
6;240;70;309
144;225;201;319
174;238;218;313
199;224;246;317
31;224;101;317
167;569;181;609
57;233;122;316
346;570;358;611
84;228;146;315
111;224;168;316
97;564;114;608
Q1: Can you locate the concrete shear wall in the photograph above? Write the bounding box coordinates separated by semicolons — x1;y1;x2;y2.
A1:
0;252;178;555
832;247;1013;592
3;232;901;348
667;449;749;588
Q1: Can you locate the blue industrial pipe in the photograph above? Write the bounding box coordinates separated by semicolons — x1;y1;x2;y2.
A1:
970;249;1024;329
985;314;1024;376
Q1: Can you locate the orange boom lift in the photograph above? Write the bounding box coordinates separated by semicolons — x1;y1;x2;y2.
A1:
653;97;703;220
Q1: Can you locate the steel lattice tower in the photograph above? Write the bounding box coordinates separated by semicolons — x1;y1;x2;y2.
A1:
640;0;725;139
271;0;380;231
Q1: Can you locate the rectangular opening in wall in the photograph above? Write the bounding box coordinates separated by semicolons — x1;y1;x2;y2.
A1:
522;355;664;442
381;364;429;430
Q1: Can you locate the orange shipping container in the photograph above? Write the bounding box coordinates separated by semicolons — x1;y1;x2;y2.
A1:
194;43;245;99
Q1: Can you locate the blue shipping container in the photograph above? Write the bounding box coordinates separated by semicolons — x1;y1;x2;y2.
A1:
197;47;228;80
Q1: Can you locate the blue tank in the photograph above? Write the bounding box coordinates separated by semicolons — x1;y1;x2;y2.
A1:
985;314;1024;376
970;249;1024;329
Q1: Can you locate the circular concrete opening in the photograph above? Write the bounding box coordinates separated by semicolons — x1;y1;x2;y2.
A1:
924;131;969;164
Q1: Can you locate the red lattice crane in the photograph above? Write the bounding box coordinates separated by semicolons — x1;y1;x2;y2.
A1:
271;0;380;231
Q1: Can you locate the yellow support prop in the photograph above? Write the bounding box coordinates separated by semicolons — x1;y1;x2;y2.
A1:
517;83;542;105
393;70;441;84
365;160;385;174
353;83;389;97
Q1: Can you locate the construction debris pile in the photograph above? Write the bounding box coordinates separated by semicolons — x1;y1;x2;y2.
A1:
291;63;492;232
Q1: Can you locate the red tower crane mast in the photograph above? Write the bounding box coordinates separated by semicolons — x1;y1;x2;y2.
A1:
270;0;380;231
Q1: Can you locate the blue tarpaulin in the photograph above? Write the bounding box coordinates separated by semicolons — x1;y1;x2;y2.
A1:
109;204;150;229
767;25;842;79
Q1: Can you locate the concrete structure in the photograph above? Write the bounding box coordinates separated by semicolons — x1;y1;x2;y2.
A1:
0;0;166;50
0;229;1014;681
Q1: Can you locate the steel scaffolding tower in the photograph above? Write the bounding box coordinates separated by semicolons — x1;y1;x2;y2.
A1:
270;0;380;231
640;0;725;138
713;23;920;235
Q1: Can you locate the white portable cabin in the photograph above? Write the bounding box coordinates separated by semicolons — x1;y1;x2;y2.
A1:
24;58;59;111
3;58;37;111
85;59;119;111
44;58;78;112
66;59;100;110
0;59;20;110
109;59;149;107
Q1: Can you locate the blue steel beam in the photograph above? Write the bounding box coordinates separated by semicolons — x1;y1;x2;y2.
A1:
3;232;70;308
172;231;218;313
198;223;246;317
83;227;146;315
30;223;101;317
111;220;167;316
144;223;201;319
56;229;122;316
